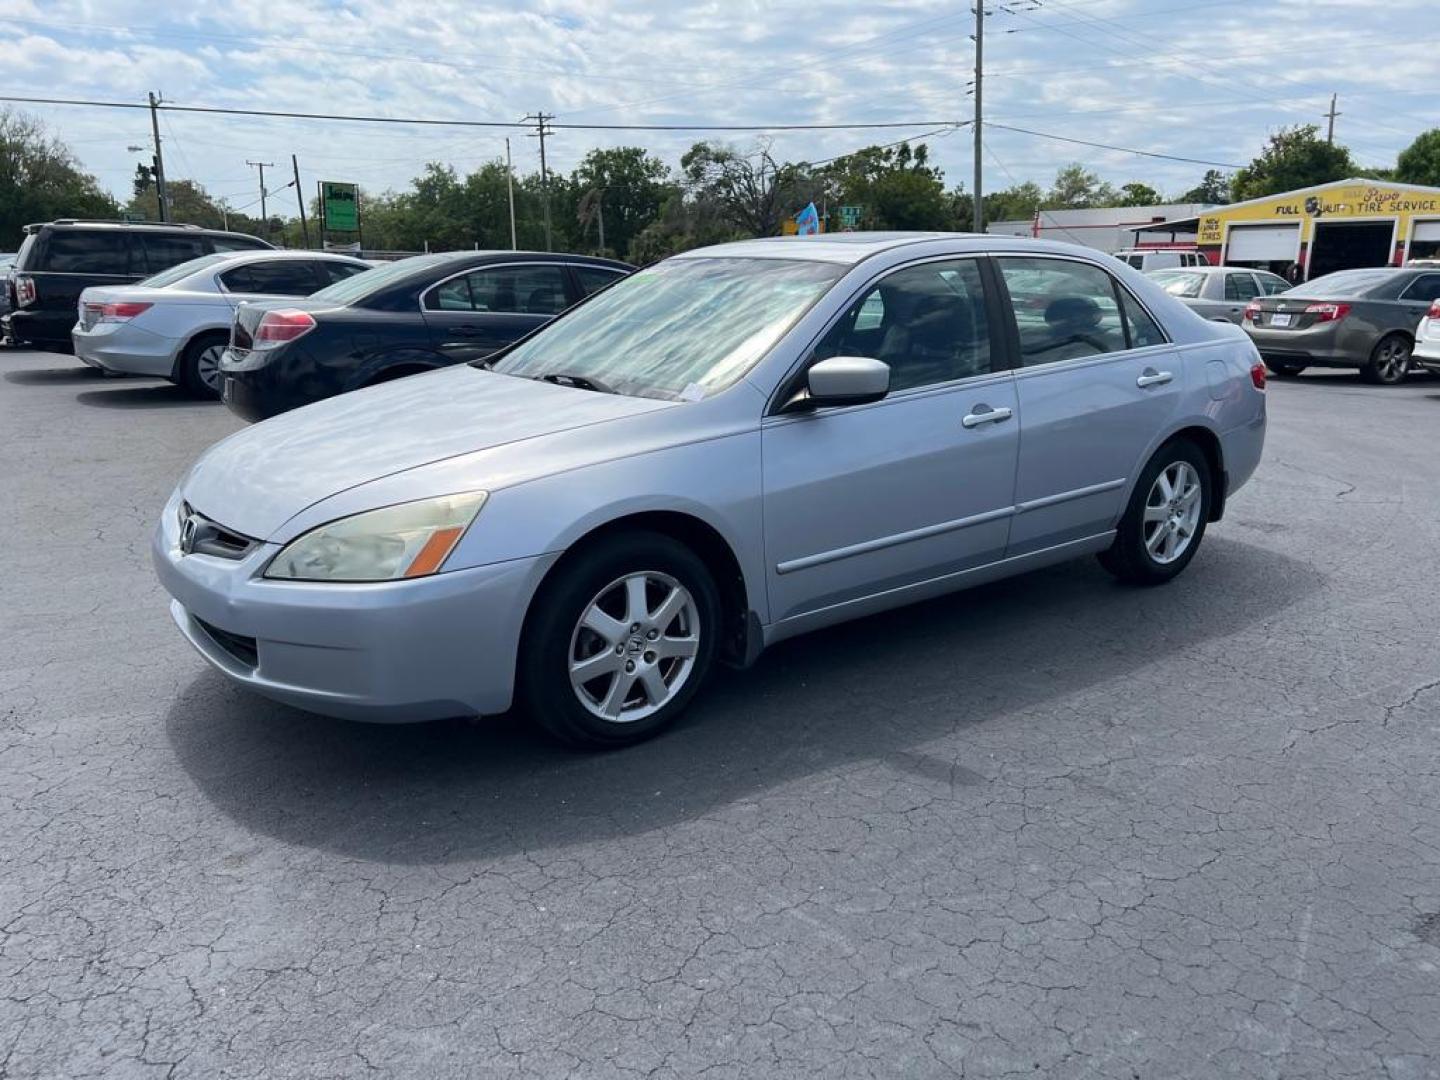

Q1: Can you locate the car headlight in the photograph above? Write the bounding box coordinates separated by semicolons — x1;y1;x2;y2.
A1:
264;492;488;582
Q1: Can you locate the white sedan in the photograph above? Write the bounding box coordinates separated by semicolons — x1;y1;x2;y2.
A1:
1415;298;1440;374
72;250;370;397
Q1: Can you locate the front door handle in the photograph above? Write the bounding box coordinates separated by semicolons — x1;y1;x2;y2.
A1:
1136;368;1173;388
961;404;1013;428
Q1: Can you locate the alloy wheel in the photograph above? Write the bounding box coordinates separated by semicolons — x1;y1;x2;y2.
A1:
197;344;226;393
568;571;700;723
1374;338;1411;383
1143;461;1202;565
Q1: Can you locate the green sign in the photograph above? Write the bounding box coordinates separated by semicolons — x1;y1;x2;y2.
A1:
121;210;146;223
838;204;863;229
321;181;359;232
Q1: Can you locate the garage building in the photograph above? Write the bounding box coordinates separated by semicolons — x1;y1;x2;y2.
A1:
1134;178;1440;281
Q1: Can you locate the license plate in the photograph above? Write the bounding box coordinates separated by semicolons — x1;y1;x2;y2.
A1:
1271;313;1292;327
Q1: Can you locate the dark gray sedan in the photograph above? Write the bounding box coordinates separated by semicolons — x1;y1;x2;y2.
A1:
1148;266;1289;324
1245;266;1440;384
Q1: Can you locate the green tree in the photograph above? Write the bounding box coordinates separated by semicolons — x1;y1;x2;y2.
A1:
0;108;118;248
1230;125;1356;202
982;181;1044;225
1045;164;1118;209
1396;129;1440;187
570;147;672;260
1178;168;1232;204
127;174;265;236
1116;182;1163;207
817;142;950;231
681;141;810;237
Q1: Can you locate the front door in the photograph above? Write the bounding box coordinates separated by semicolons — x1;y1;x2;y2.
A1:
421;263;572;363
995;255;1185;556
762;257;1019;625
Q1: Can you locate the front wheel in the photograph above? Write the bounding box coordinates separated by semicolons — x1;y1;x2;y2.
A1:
1098;439;1211;586
177;333;228;399
519;532;721;749
1360;334;1412;385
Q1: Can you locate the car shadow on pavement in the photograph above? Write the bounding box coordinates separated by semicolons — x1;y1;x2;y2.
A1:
3;365;106;385
75;385;208;409
166;537;1320;865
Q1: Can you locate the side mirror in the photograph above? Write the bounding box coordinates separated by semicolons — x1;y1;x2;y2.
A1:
803;355;890;409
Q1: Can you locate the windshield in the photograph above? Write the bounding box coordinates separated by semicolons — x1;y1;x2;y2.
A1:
490;257;845;400
310;254;448;305
1150;270;1206;298
1286;269;1395;297
138;253;230;288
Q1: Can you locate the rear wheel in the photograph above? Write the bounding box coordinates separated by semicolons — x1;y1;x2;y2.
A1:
519;532;721;749
177;332;228;398
1360;334;1412;385
1098;439;1211;586
1265;360;1306;377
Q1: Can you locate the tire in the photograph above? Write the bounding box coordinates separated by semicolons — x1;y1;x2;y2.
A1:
177;332;228;399
519;532;721;749
1098;438;1212;586
1265;360;1306;377
1360;334;1412;385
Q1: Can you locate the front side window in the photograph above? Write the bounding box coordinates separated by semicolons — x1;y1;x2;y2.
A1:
810;259;993;392
491;257;843;401
998;257;1131;365
1225;273;1260;301
42;230;134;274
1255;273;1289;295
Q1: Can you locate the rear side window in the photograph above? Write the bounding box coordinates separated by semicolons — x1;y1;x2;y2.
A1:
40;230;136;274
1224;273;1260;301
220;260;321;296
209;235;270;253
1400;273;1440;302
999;257;1166;364
573;265;626;297
318;261;367;285
142;233;209;273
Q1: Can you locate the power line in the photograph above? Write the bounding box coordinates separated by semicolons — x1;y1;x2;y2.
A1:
0;94;957;133
987;123;1245;168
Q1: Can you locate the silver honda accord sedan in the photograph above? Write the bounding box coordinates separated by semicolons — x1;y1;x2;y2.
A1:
155;233;1267;748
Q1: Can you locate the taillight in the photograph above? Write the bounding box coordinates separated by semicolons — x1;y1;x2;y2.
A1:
100;301;152;322
1303;302;1351;323
1428;299;1440;320
252;309;317;349
1243;301;1261;322
15;275;36;308
1250;362;1266;391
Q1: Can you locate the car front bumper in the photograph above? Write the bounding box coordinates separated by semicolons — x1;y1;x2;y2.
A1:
153;490;557;722
72;320;182;377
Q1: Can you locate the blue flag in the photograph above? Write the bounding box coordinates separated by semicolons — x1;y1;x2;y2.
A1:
795;202;820;236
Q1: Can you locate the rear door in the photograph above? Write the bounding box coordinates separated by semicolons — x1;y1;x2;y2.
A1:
420;262;571;363
996;255;1183;557
1397;272;1440;329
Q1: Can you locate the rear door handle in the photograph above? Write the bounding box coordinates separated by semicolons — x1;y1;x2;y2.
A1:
961;404;1013;428
1136;368;1173;388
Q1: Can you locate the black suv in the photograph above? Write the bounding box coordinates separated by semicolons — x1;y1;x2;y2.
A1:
2;220;272;351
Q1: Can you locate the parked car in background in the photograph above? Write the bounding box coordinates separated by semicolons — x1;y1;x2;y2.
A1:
1115;249;1209;272
2;220;272;352
1413;298;1440;375
219;250;632;421
1244;266;1440;383
1147;265;1290;324
0;253;15;320
158;233;1265;748
72;251;371;397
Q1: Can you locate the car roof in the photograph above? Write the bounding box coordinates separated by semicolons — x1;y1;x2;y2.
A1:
24;220;264;239
679;232;971;265
424;250;633;270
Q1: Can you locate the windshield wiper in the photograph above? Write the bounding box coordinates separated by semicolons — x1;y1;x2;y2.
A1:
536;372;615;394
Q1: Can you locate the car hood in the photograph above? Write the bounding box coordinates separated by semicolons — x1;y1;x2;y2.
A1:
182;366;675;539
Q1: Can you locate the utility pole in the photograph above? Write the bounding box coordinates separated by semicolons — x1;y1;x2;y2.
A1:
291;155;310;248
1324;93;1341;144
971;4;984;235
147;91;169;222
523;111;554;251
505;137;517;250
246;160;274;237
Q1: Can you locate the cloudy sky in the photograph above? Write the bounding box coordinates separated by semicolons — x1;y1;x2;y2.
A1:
1;0;1436;215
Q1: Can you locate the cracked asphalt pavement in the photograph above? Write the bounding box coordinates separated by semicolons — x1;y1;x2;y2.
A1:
2;351;1439;1079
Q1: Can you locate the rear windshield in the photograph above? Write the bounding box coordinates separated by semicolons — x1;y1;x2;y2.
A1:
309;254;448;305
1286;269;1396;297
139;253;230;288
